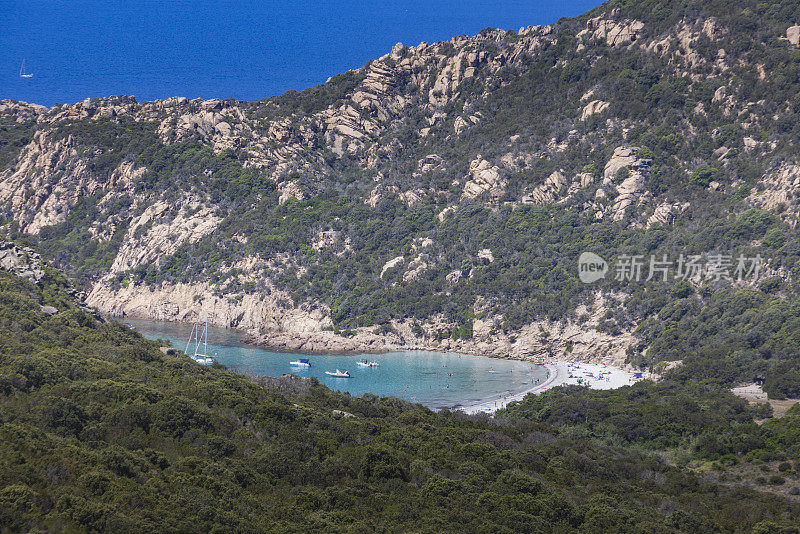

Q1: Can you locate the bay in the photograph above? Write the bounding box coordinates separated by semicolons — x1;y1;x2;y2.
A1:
125;317;548;411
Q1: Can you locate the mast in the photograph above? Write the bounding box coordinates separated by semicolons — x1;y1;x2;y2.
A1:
185;319;196;355
194;317;201;357
203;316;208;358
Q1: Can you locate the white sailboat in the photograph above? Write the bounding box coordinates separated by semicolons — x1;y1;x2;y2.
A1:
185;316;215;366
19;60;33;78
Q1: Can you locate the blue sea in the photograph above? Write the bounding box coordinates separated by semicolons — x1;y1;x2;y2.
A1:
2;0;600;107
126;317;548;411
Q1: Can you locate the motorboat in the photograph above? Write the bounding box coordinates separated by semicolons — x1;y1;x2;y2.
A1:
290;358;311;367
356;359;379;367
324;369;351;378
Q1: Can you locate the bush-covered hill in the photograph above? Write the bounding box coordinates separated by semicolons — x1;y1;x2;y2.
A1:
1;267;800;532
3;2;800;389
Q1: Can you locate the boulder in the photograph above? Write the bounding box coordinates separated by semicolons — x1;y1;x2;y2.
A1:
787;25;800;46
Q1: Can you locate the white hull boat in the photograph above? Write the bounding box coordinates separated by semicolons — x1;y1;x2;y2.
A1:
185;316;215;366
20;59;33;78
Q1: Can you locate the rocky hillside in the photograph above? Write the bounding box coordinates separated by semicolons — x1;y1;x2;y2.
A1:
2;0;800;380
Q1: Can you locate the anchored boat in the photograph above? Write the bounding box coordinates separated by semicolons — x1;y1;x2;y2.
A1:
324;369;351;378
290;358;311;367
185;316;215;366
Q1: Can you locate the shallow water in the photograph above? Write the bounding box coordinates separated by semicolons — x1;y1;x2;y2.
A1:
125;317;548;410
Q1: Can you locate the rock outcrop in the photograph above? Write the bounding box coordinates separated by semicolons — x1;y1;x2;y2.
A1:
787;25;800;47
581;99;610;120
462;156;506;200
603;146;651;221
0;241;95;315
646;201;690;227
0;242;47;282
108;198;220;273
749;164;800;224
87;278;329;332
578;15;645;47
0;131;100;233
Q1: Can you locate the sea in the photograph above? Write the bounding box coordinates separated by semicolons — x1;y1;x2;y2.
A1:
2;0;600;107
126;317;548;411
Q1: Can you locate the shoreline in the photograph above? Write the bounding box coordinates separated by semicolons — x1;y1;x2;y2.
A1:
112;311;536;361
458;363;559;414
119;314;643;412
105;302;635;368
461;360;642;414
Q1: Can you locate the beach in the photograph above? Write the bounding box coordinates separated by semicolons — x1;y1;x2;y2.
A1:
461;361;644;414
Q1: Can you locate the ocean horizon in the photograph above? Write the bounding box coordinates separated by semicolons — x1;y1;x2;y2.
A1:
2;0;600;107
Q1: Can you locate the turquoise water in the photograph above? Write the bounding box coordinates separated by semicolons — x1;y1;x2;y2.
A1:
125;318;547;410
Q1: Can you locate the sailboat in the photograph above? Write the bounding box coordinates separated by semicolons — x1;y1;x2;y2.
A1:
19;60;33;79
185;316;215;366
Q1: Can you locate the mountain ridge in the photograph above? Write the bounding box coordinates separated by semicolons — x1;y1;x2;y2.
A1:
2;0;800;393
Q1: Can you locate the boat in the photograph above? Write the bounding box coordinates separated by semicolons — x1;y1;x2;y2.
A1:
19;60;33;78
356;359;379;367
324;369;351;378
185;316;215;366
290;358;311;367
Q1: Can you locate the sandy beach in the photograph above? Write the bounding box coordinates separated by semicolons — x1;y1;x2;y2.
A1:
461;360;644;415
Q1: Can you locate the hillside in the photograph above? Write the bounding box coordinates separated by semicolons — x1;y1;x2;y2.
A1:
2;0;800;393
0;251;799;531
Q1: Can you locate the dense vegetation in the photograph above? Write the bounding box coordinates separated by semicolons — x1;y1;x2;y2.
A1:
1;268;799;532
3;0;800;530
499;378;800;507
501;381;798;462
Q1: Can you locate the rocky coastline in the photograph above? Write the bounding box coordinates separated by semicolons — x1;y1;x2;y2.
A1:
242;325;634;366
102;301;635;368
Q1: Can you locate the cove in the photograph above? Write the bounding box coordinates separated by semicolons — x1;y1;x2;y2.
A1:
125;317;548;411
